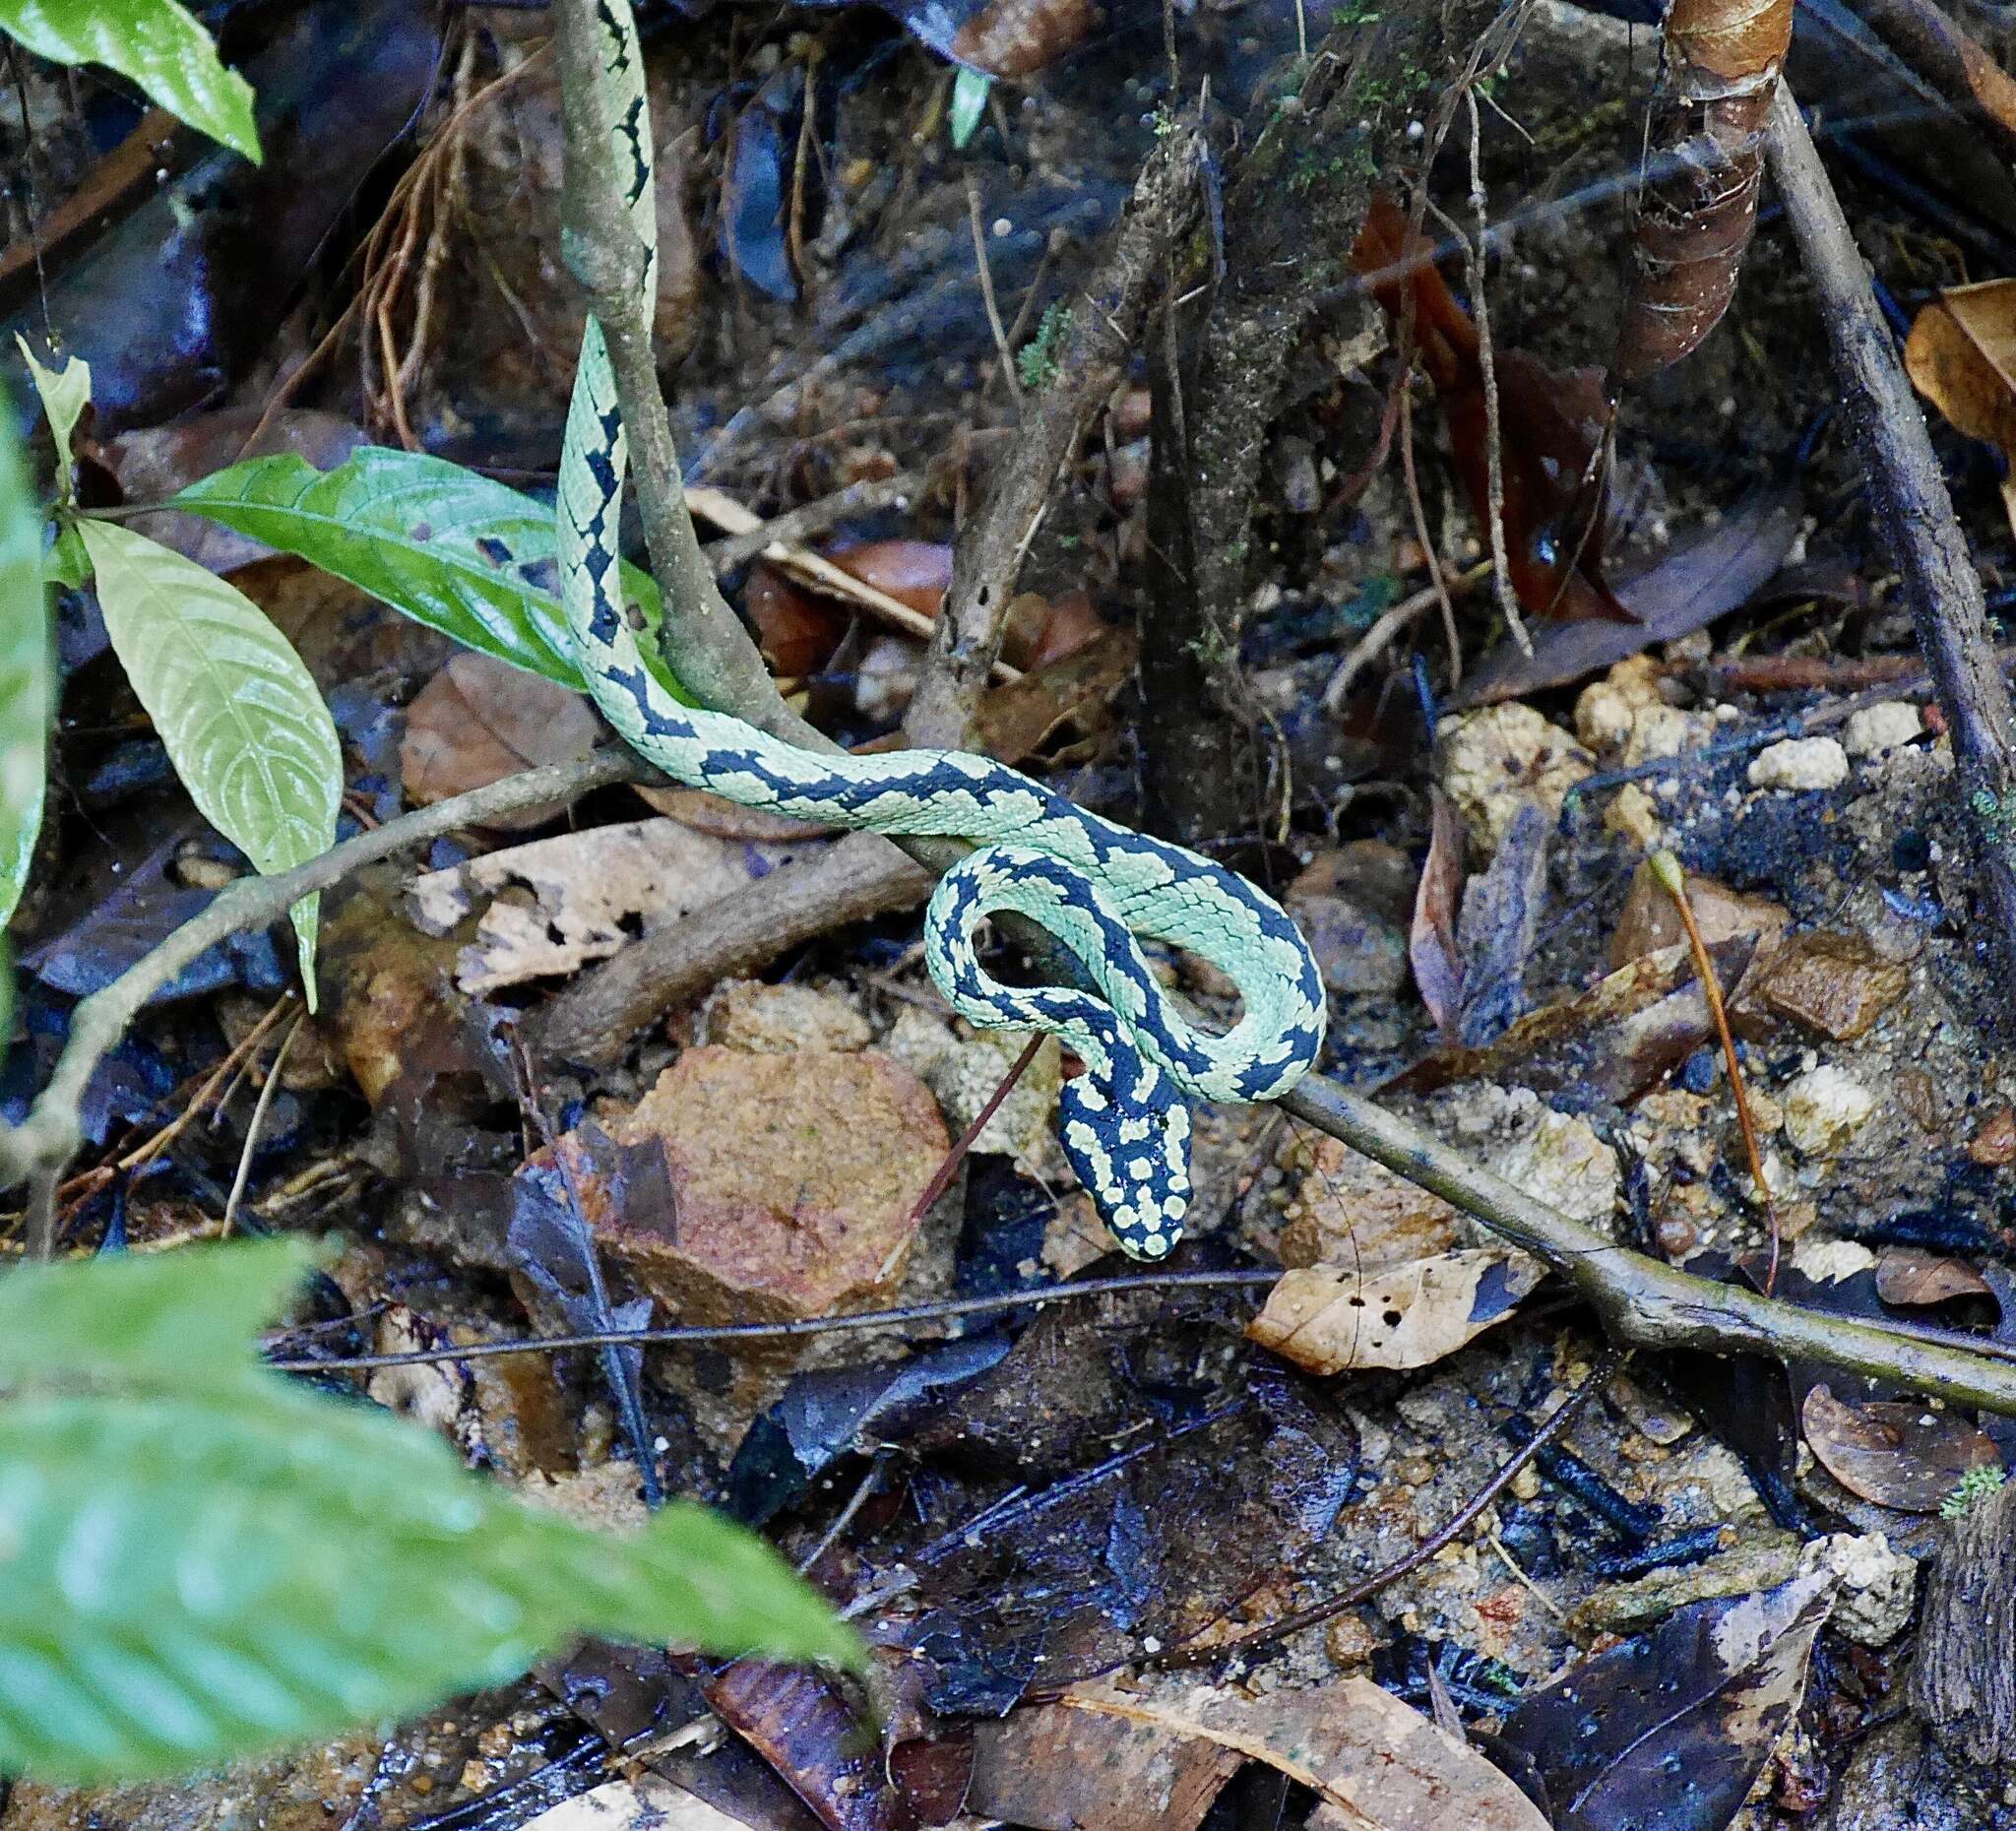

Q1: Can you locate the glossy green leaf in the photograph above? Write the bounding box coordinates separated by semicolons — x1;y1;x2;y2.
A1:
77;518;340;1004
0;1243;861;1783
0;0;258;160
168;448;681;696
0;383;48;930
0;1235;314;1393
42;522;88;589
950;68;991;149
13;336;89;502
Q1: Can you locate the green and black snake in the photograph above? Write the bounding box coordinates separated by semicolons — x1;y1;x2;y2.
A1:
555;0;1326;1258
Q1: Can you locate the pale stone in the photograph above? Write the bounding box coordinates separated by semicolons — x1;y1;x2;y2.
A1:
1843;701;1922;759
1782;1065;1877;1157
1802;1532;1917;1647
1747;736;1850;792
1439;704;1593;855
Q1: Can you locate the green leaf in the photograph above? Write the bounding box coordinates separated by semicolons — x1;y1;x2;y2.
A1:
76;518;340;1005
950;68;991;150
0;1235;314;1393
13;336;90;501
167;448;680;695
0;0;259;161
42;521;88;589
0;383;48;931
0;1243;861;1783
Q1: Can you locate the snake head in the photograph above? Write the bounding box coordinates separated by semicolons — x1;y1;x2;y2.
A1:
1057;1071;1192;1261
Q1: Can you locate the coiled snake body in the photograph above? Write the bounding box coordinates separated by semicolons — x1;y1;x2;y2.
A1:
556;1;1326;1257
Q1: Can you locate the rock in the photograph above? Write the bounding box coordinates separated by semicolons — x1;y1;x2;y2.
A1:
1803;1531;1917;1647
700;979;872;1054
1747;736;1849;792
1574;655;1665;754
1572;658;1713;765
1277;1132;1462;1270
555;1047;947;1325
1608;858;1788;969
1285;851;1411;996
1438;704;1594;856
1969;1105;2016;1168
1619;702;1715;768
883;1006;1064;1173
1781;1064;1876;1157
1482;1105;1619;1229
1843;701;1923;759
1603;781;1664;851
1744;930;1909;1042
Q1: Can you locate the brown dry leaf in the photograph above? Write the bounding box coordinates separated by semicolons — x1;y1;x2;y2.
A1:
1409;789;1465;1038
745;560;847;677
1801;1382;2000;1512
1875;1246;1994;1308
973;625;1137;763
970;1698;1243;1831
399;651;602;830
519;1778;749;1831
827;537;952;615
1392;934;1758;1104
406;817;819;992
1908;281;2016;537
1061;1677;1550;1831
1610;858;1788;969
1247;1249;1544;1374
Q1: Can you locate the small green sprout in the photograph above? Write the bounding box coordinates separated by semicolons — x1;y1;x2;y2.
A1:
1941;1464;2007;1519
1017;301;1070;393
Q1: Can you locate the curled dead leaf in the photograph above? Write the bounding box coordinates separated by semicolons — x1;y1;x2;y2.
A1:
399;651;601;830
1801;1381;2000;1512
1247;1249;1544;1374
1409;789;1465;1038
1907;280;2016;537
1874;1246;1994;1309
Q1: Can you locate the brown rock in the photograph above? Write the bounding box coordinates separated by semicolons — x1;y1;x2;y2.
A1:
1609;858;1788;969
556;1047;947;1325
1286;852;1411;997
1277;1132;1461;1270
1743;930;1910;1042
1971;1106;2016;1168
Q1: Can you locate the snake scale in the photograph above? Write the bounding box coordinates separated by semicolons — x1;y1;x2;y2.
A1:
555;0;1327;1258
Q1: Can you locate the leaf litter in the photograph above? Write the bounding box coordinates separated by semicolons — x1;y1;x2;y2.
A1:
13;0;2016;1824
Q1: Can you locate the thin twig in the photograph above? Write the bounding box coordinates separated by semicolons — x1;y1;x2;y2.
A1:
220;1016;304;1238
1460;93;1529;657
1322;561;1490;713
266;1269;1283;1372
968;174;1024;406
1399;393;1464;687
1652;851;1777;1293
908;1031;1047;1224
1144;1345;1628;1668
0;751;653;1200
702;471;928;572
1767;83;2016;1008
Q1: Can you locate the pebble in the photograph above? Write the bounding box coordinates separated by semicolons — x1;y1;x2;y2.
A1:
700;979;872;1054
1747;736;1850;792
1969;1106;2016;1167
1438;704;1594;855
1843;701;1922;759
1781;1064;1877;1157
